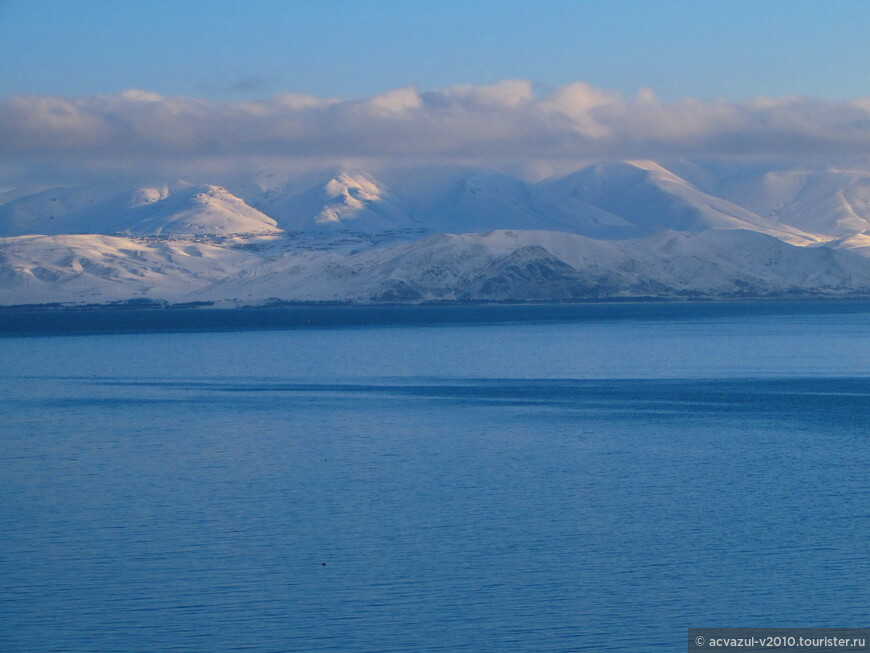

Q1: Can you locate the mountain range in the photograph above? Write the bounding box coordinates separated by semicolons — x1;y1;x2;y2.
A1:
4;159;870;306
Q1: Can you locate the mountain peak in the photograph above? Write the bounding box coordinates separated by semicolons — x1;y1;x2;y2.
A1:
128;180;194;209
547;161;819;244
122;184;278;235
250;169;415;232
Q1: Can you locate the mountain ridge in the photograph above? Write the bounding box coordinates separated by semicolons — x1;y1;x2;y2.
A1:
5;159;870;306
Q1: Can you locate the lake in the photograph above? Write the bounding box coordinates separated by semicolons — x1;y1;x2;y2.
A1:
1;301;868;651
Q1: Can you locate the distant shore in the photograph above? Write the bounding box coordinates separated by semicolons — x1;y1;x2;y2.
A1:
2;297;869;338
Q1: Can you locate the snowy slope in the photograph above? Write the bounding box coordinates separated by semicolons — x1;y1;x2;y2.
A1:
630;229;870;294
0;234;262;304
0;185;58;207
406;168;633;237
546;160;820;244
119;230;870;303
0;182;279;236
716;167;870;237
0;162;841;243
235;166;632;237
252;170;416;232
6;160;870;306
815;232;870;257
3;227;870;306
112;184;279;235
0;182;129;236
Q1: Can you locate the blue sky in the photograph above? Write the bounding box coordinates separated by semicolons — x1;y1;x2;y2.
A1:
4;0;870;186
1;0;869;102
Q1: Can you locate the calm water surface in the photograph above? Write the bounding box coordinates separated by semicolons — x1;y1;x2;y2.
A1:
1;302;868;652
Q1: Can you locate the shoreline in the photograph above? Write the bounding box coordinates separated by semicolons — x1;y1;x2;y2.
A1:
2;296;869;338
4;291;870;312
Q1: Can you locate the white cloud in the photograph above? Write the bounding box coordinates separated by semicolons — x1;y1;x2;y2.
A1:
3;81;870;183
367;86;423;113
437;79;536;109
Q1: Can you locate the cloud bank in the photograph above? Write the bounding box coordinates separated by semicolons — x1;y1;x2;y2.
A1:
3;80;870;182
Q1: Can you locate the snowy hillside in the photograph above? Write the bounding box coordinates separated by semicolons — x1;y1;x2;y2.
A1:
114;184;279;236
3;228;869;306
5;158;870;306
0;182;128;237
0;182;279;237
251;170;416;232
0;234;262;305
715;167;870;237
545;160;819;244
403;168;633;237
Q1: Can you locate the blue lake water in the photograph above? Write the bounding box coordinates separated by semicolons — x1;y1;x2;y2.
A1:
1;301;868;652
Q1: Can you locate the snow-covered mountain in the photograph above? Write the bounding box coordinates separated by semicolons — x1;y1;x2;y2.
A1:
402;167;633;237
120;184;279;236
3;228;869;306
0;182;278;237
4;159;870;306
0;233;263;305
233;166;633;237
815;232;870;257
715;167;870;237
545;160;819;244
250;170;416;232
0;182;128;237
1;160;856;242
